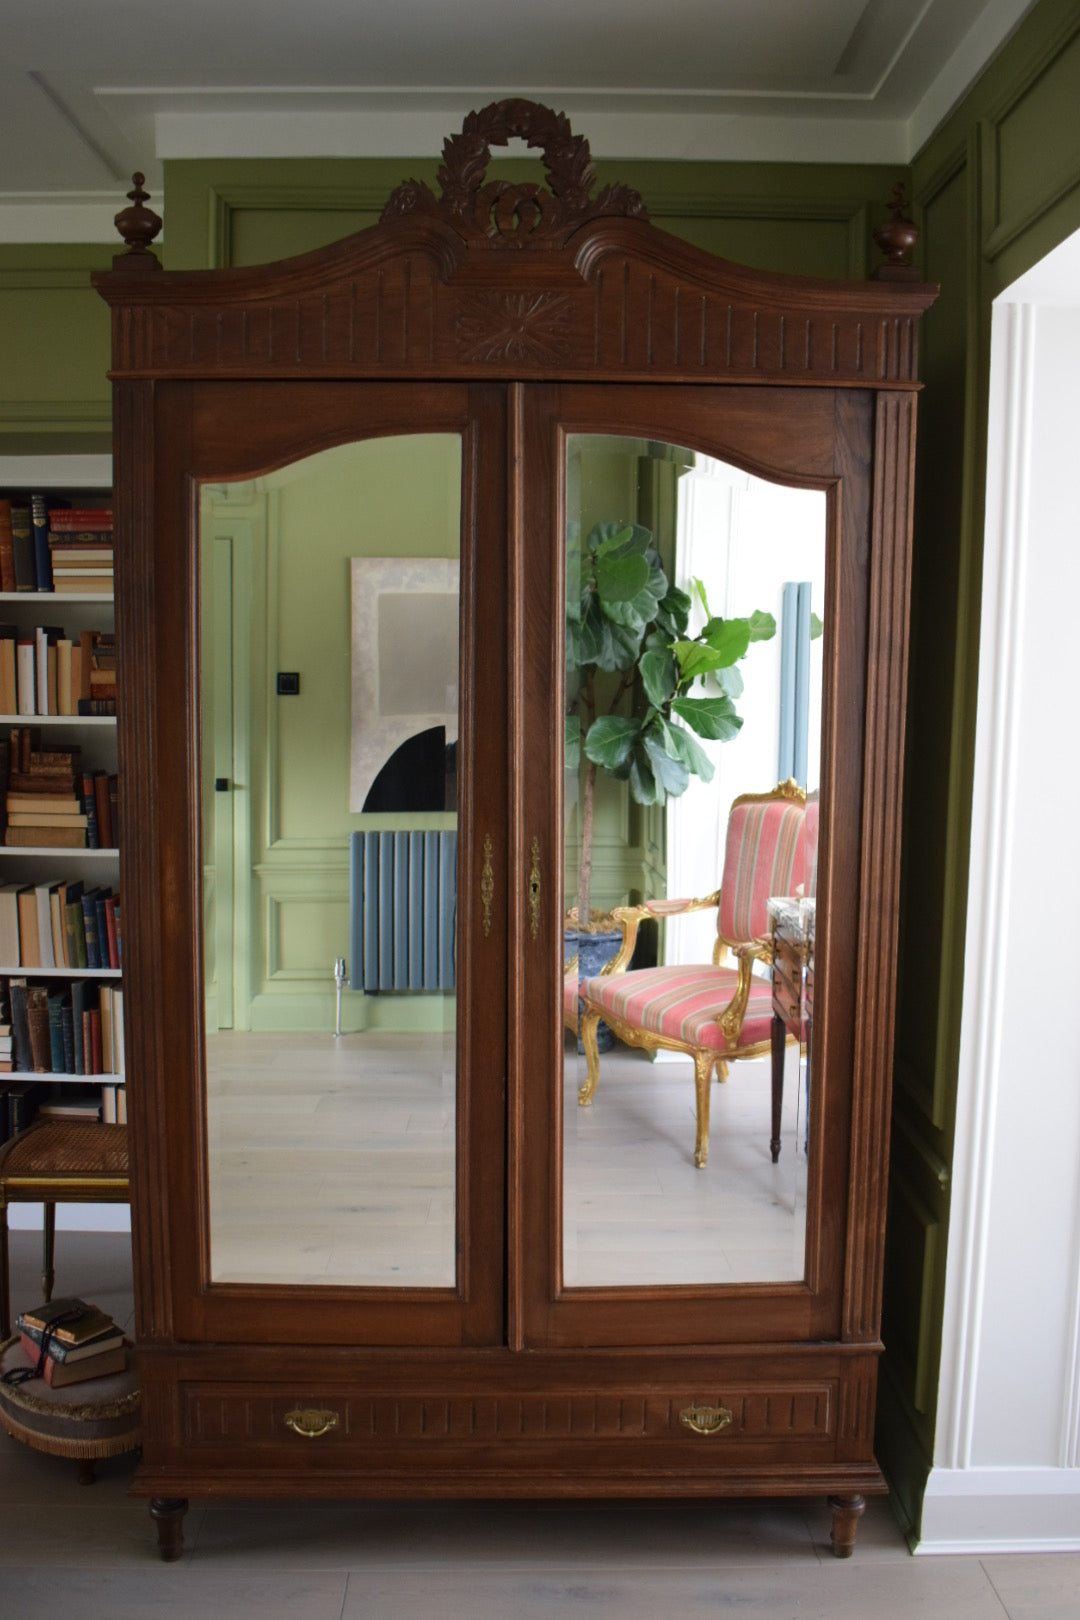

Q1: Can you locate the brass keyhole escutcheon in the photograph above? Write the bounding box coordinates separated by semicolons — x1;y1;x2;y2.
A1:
680;1403;733;1436
284;1407;340;1439
528;837;541;941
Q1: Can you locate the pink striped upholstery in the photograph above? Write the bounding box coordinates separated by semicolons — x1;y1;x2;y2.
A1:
803;794;820;898
716;798;805;945
583;965;783;1054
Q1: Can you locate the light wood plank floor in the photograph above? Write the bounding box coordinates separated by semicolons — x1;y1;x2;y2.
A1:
205;1030;806;1290
2;1237;1079;1616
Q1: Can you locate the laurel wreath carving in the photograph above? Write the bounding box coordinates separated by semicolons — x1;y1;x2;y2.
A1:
382;99;647;245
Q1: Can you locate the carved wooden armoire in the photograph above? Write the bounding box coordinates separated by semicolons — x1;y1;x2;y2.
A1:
93;103;935;1559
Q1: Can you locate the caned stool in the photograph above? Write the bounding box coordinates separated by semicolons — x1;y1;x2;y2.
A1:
0;1335;139;1482
0;1120;130;1338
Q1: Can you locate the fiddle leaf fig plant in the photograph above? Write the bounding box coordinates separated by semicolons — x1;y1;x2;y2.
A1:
566;519;775;931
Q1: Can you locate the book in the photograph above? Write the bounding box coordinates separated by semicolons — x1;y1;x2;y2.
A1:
34;881;55;967
16;885;39;966
0;499;15;593
103;893;119;969
0;887;21;965
7;979;31;1070
30;495;53;591
4;826;87;847
0;624;16;713
10;505;35;592
18;1296;118;1346
18;1321;123;1364
47;509;113;530
81;888;102;969
63;882;87;969
93;772;112;848
46;987;66;1072
15;635;35;714
53;577;115;597
16;1334;126;1387
26;984;52;1072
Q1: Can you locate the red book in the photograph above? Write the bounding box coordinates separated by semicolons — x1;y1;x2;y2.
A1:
18;1332;126;1386
104;893;119;969
47;510;113;529
94;771;112;848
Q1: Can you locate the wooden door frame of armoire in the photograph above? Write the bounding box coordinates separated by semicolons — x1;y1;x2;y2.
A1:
93;101;936;1563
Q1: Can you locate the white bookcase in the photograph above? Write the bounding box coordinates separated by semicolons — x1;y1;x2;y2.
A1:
0;454;128;1232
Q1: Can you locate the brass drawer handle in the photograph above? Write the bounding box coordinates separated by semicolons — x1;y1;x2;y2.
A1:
284;1407;340;1439
680;1402;733;1436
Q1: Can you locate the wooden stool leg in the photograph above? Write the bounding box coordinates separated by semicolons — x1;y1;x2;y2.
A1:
77;1458;96;1485
0;1200;9;1338
41;1201;56;1302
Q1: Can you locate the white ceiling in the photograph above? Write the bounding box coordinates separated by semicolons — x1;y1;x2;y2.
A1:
0;0;1039;242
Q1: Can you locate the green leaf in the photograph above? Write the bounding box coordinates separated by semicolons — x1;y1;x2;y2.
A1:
595;549;650;605
671;693;744;741
565;714;581;770
584;714;639;773
639;647;677;708
628;750;661;806
714;664;744;699
747;609;777;643
655;584;692;639
587;519;651;558
672;640;739;682
692;576;711;619
662;719;715;783
810;611;823;640
643;731;691;797
701;617;752;665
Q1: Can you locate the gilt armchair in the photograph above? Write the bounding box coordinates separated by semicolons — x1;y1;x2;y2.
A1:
578;781;807;1168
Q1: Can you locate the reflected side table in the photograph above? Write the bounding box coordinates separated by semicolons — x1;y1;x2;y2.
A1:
767;897;814;1163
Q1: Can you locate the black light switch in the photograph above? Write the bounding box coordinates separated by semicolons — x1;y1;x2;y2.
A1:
277;672;300;695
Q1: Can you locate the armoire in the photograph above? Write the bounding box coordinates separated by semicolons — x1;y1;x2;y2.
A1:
92;102;935;1560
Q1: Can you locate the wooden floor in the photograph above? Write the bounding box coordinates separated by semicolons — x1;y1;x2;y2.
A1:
3;1236;1079;1616
205;1030;807;1289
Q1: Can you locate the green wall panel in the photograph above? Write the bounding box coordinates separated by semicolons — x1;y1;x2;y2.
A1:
0;246;113;444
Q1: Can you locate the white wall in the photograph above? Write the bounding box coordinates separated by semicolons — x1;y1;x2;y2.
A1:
919;234;1080;1550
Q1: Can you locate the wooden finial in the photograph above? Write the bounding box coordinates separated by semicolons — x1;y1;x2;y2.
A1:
112;173;163;269
872;182;920;281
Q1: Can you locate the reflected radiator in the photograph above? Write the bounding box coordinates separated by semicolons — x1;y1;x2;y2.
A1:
349;830;457;992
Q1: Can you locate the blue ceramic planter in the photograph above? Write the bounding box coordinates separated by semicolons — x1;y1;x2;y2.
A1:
564;928;622;1053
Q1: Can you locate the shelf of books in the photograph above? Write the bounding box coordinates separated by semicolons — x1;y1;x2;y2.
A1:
0;462;123;1142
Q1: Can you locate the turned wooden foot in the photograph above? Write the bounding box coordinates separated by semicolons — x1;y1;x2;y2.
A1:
150;1497;188;1561
828;1492;865;1557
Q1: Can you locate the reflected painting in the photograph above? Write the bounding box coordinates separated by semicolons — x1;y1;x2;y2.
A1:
198;435;462;1289
562;435;825;1288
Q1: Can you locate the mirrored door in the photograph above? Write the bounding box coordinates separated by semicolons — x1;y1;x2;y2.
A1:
514;383;873;1350
155;380;507;1347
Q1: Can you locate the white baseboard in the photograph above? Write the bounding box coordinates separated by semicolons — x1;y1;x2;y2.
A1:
917;1466;1080;1553
8;1204;131;1234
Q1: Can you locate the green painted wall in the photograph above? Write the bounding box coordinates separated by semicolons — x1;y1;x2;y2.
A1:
201;436;460;1033
878;0;1080;1544
0;245;113;449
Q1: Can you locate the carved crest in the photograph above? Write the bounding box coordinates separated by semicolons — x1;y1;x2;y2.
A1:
382;98;647;246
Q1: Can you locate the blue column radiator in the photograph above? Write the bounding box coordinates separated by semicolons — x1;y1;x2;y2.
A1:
349;830;457;992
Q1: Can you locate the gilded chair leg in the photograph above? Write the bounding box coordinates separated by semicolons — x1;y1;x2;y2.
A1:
693;1052;714;1168
715;1059;729;1084
578;1008;602;1106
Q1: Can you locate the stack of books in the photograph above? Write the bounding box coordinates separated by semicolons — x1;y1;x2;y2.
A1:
15;1297;125;1388
3;726;85;847
47;508;114;597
